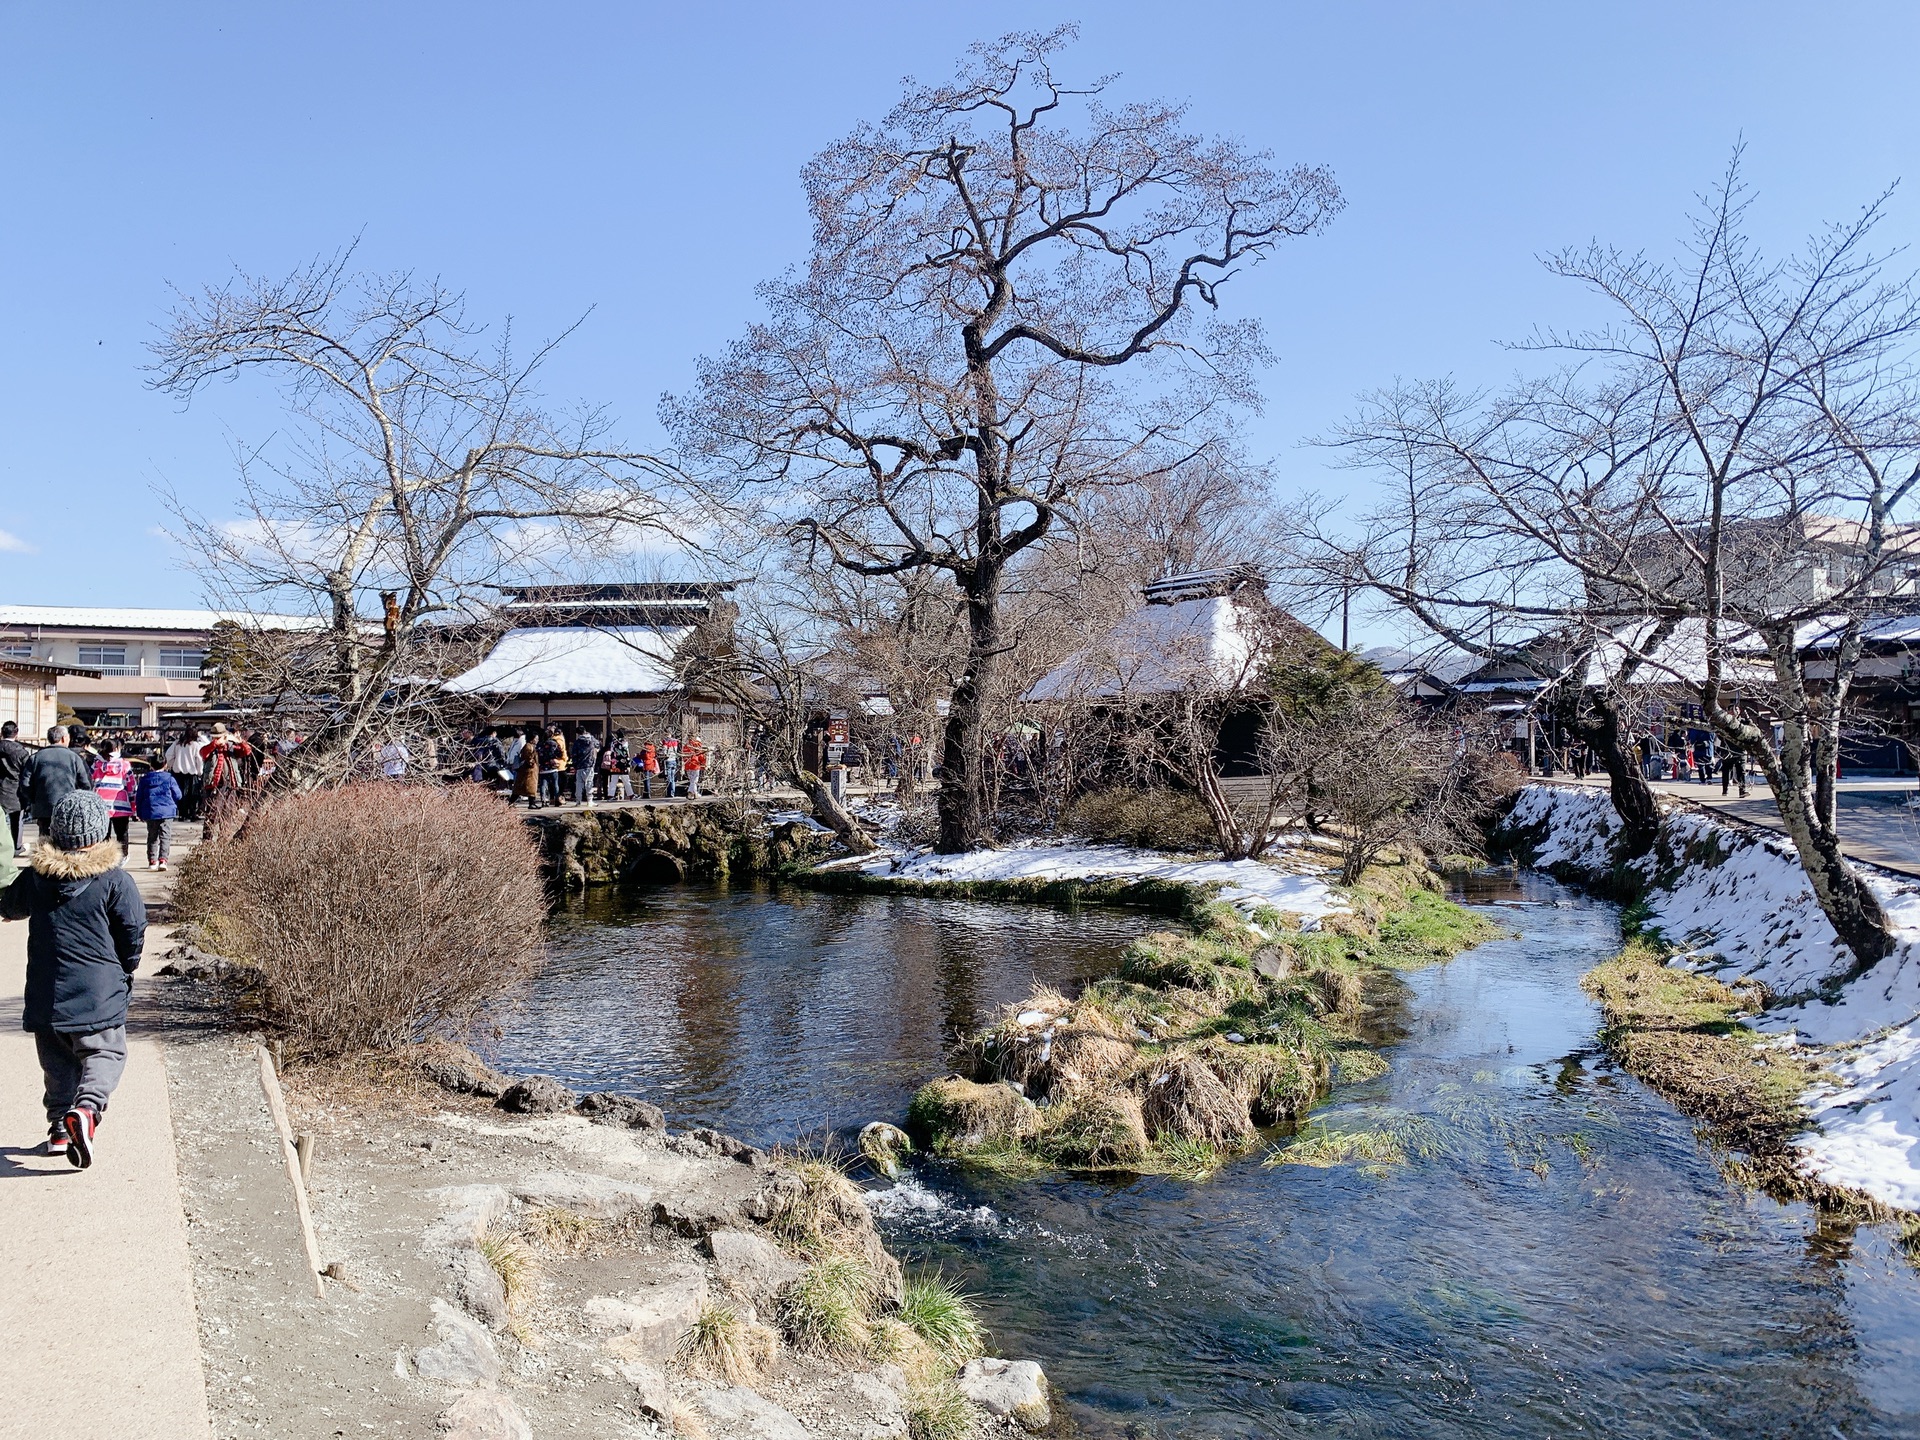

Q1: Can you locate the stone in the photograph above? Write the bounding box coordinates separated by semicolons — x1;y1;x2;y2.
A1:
957;1358;1050;1431
419;1048;512;1099
586;1267;708;1362
577;1091;667;1130
448;1246;508;1329
612;1358;673;1424
703;1228;804;1311
436;1387;531;1440
509;1171;655;1221
655;1186;751;1237
496;1075;577;1113
858;1121;913;1180
694;1385;812;1440
685;1127;766;1164
425;1185;513;1249
843;1369;909;1437
905;1076;1040;1151
414;1300;502;1385
1251;946;1294;982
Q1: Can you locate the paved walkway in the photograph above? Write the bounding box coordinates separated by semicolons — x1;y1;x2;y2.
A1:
0;832;211;1440
1556;773;1920;878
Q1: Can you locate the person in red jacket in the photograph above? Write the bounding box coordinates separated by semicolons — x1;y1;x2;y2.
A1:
200;723;255;842
682;736;708;800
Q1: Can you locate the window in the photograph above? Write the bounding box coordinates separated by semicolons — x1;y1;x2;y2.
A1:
158;646;206;679
0;640;30;660
77;642;130;674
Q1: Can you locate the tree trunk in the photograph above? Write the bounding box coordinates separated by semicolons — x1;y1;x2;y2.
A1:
795;767;877;854
936;574;1002;853
1580;698;1661;861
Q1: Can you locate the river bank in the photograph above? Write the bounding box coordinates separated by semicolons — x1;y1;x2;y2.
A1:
1501;782;1920;1217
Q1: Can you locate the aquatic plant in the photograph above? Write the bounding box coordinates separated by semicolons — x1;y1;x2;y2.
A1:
1154;1135;1229;1180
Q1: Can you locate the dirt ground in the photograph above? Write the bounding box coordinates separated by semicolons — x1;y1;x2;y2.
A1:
145;974;1031;1440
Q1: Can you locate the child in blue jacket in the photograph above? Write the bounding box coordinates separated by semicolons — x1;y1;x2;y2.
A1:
135;764;182;871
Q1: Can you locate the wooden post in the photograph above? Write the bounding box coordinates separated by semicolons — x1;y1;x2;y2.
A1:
294;1133;314;1188
256;1046;327;1298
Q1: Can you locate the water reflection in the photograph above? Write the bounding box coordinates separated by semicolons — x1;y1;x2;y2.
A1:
500;883;1153;1147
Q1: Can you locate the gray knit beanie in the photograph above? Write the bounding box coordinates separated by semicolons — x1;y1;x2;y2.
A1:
50;791;111;851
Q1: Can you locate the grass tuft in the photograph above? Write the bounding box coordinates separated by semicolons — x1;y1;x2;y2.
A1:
781;1256;874;1358
907;1375;980;1440
524;1205;604;1255
897;1272;986;1364
677;1301;774;1383
477;1229;541;1341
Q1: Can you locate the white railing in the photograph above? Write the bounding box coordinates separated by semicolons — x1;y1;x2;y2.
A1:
74;660;205;680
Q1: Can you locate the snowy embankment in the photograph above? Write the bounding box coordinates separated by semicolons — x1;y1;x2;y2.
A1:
852;835;1347;925
1509;783;1920;1210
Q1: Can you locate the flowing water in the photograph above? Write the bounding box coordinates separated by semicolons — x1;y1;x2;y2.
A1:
504;876;1920;1438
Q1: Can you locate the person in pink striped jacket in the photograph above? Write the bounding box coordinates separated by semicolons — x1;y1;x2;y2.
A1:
89;737;137;856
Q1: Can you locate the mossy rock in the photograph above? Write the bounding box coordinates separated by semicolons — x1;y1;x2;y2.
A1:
906;1076;1041;1153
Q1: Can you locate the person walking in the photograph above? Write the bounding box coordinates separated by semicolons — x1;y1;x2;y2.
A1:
0;790;146;1167
134;758;181;871
661;732;681;799
379;736;411;780
605;730;632;801
682;734;707;800
0;721;30;858
90;737;137;855
535;725;567;809
639;738;658;800
164;728;204;821
23;725;93;848
199;723;254;843
1720;744;1749;799
571;726;600;806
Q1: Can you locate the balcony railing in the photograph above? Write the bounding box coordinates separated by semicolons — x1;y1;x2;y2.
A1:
75;661;206;680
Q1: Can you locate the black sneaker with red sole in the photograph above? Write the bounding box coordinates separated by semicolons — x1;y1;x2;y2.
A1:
62;1107;96;1169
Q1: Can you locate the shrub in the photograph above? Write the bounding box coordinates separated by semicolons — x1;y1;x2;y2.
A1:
178;783;546;1057
1064;786;1216;852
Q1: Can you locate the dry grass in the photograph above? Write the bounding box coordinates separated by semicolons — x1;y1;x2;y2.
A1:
764;1151;874;1258
1140;1053;1257;1147
477;1229;541;1340
780;1256;874;1358
176;784;546;1057
677;1302;777;1383
524;1205;605;1256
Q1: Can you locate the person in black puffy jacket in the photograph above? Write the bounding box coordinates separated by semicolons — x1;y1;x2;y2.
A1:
0;790;145;1168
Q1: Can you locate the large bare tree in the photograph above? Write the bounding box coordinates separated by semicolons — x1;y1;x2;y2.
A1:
1316;161;1920;976
667;26;1341;851
152;248;678;784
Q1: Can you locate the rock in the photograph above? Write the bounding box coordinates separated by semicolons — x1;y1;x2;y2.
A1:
612;1358;673;1424
587;1267;708;1362
684;1127;766;1165
414;1300;501;1385
656;1185;751;1237
744;1171;805;1223
694;1385;812;1440
842;1369;909;1437
703;1228;804;1312
509;1171;655;1221
577;1091;666;1130
1251;946;1294;982
858;1121;914;1179
425;1185;513;1249
436;1387;531;1440
957;1357;1050;1431
419;1047;512;1099
905;1076;1040;1152
496;1075;577;1114
448;1246;508;1329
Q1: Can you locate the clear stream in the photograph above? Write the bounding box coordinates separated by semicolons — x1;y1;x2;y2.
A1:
502;875;1920;1438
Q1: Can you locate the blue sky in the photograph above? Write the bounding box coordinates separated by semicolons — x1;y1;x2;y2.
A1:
2;1;1917;615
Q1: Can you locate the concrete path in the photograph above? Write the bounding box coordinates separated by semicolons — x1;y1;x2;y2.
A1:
0;835;211;1440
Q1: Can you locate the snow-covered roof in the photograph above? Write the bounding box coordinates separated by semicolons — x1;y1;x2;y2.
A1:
441;626;690;696
0;604;315;632
1027;595;1265;700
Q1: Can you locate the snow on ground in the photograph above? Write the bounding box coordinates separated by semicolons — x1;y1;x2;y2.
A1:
1512;782;1920;1211
860;837;1347;923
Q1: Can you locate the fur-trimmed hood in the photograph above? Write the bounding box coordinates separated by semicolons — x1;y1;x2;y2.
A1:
31;838;124;880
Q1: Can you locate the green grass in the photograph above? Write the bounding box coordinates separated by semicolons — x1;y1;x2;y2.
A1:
1152;1136;1229;1180
780;1256;874;1358
907;1376;979;1440
897;1273;986;1364
1371;888;1504;967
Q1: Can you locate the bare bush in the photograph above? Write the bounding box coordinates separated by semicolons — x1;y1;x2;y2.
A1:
1064;787;1217;854
179;784;546;1056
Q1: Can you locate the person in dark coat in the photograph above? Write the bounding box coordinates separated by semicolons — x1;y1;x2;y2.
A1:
23;724;94;838
0;720;30;857
0;790;145;1167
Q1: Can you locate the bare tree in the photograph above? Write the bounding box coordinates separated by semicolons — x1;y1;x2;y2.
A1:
1317;160;1920;974
151;247;677;784
667;26;1341;852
